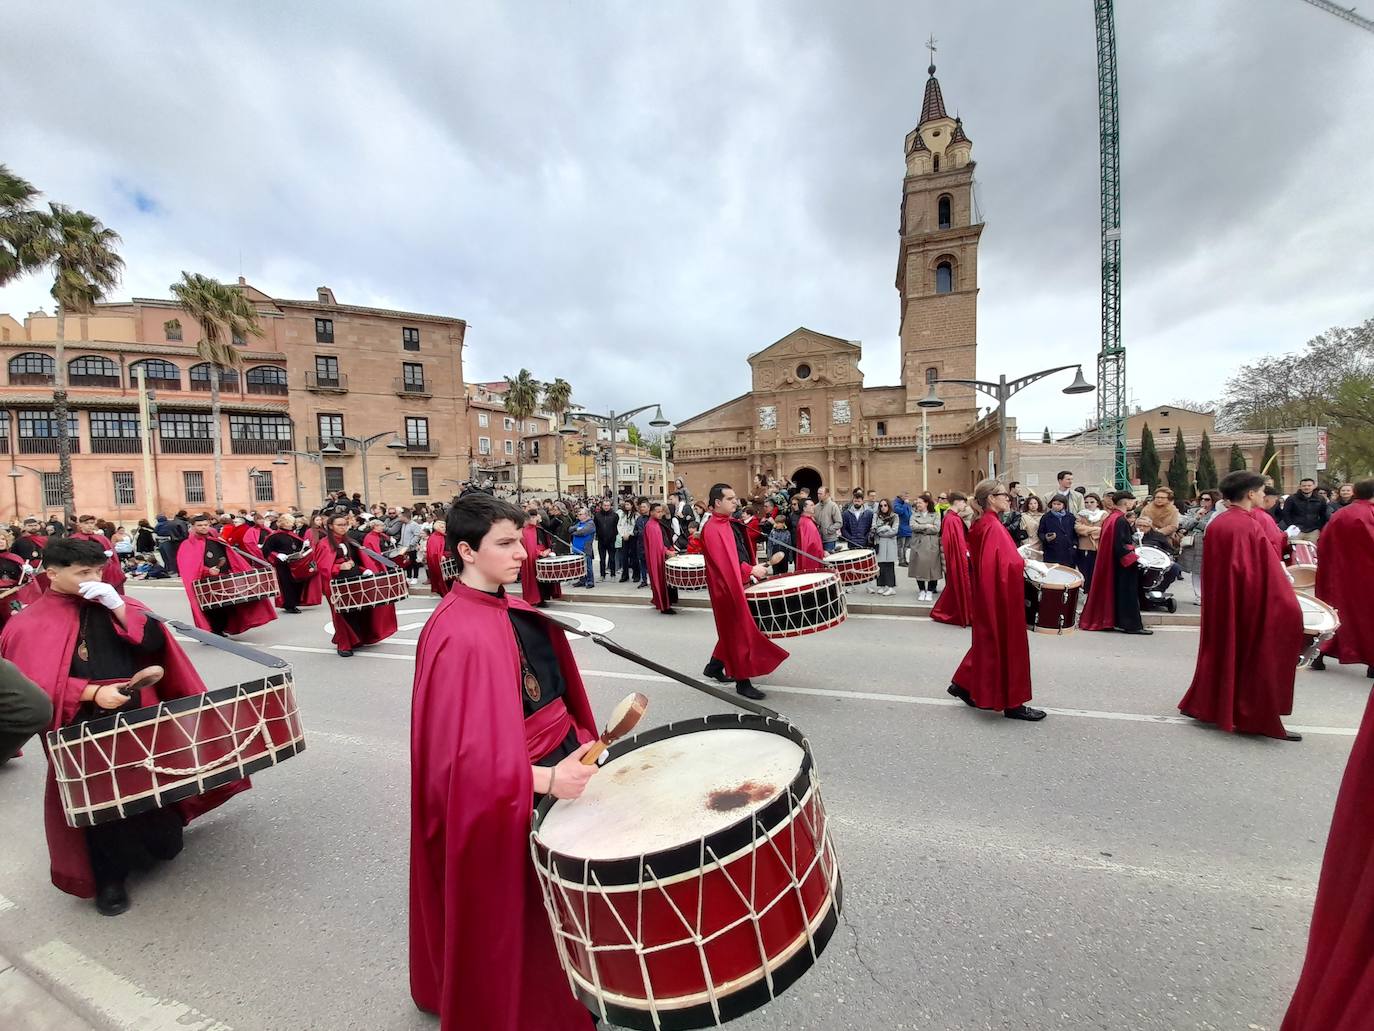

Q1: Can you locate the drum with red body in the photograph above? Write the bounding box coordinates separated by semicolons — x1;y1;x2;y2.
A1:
46;672;304;829
537;554;589;584
285;550;317;582
192;568;279;610
745;571;846;639
329;569;409;612
665;554;708;591
531;714;843;1031
1023;562;1084;635
1288;564;1317;595
822;548;877;586
1297;594;1339;669
1289;539;1318;567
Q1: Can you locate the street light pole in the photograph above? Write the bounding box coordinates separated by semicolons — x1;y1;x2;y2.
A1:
561;402;670;500
336;432;407;509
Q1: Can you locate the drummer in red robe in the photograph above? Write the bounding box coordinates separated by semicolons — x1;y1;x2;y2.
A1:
69;514;126;594
794;499;826;573
643;500;679;615
519;507;561;607
1177;471;1305;741
1078;491;1151;635
1310;478;1374;677
424;522;451;597
315;512;398;657
947;480;1046;722
263;513;310;614
930;492;972;627
176;514;277;637
0;537;248;915
700;483;786;701
11;517;48;569
410;492;599;1031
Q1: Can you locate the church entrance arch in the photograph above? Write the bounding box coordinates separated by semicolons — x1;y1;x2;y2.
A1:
791;466;823;497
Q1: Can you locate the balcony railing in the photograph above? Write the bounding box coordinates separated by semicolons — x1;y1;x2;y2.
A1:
230;436;293;455
69;374;122;389
189;378;239;393
401;441;437;456
136;377;182;392
305;372;348;393
0;436;8;453
90;436;145;454
394;377;431;398
246;380;288;396
9;373;55;387
305;436;356;456
18;436;81;454
158;436;214;454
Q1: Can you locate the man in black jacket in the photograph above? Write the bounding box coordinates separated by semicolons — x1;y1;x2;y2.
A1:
592;498;619;578
1281;477;1328;542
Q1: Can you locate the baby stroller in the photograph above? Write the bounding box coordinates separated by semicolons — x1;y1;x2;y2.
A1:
1135;544;1178;614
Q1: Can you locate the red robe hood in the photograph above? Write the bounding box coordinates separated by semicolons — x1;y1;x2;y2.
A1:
951;510;1033;709
702;515;787;680
1315;501;1374;666
177;535;278;635
796;516;825;574
315;534;397;649
1078;509;1124;631
930;511;972;627
644;516;673;612
425;531;451;597
518;526;560;606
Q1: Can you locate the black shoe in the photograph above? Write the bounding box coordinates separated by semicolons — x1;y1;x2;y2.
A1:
702;662;730;683
286;607;301;614
337;648;354;657
1367;666;1373;679
663;608;677;615
619;575;629;582
1120;627;1153;635
1284;731;1303;742
735;681;767;700
947;684;976;708
636;582;648;589
1004;705;1047;721
1308;654;1326;671
96;882;130;916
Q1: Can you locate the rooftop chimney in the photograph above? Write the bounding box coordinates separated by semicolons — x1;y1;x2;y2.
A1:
238;276;247;286
316;286;336;305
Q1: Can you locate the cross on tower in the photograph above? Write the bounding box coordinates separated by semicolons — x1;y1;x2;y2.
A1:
926;34;937;72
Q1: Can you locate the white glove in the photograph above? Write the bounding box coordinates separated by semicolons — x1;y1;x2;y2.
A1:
78;581;123;610
104;550;114;557
363;569;375;577
275;553;288;561
1284;525;1300;539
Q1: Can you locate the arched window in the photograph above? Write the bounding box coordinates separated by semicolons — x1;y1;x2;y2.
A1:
128;358;181;389
245;365;288;396
188;362;240;392
8;352;55;385
68;355;120;387
933;154;940;173
938;195;952;230
935;262;954;294
925;366;939;385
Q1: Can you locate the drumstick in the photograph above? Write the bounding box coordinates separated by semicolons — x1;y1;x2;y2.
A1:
112;664;165;698
579;692;648;765
728;517;827;566
144;612;292;669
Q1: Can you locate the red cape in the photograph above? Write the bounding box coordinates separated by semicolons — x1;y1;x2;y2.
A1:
702;515;787;680
644;516;673;612
315;534;398;648
242;526;266;561
425;531;450;597
1282;688;1374;1030
796;517;825;573
930;511;972;627
1177;506;1304;738
518;526;560;605
1316;501;1374;666
1253;506;1289;562
1079;509;1125;631
176;536;278;635
69;531;126;592
0;591;249;897
301;529;326;607
951;510;1033;709
409;583;595;1031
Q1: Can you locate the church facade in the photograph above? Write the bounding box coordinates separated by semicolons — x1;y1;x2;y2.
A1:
672;62;1004;499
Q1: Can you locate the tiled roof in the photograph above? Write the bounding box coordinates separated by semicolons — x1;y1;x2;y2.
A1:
0;340;284;361
276;299;466;326
0;392;286;414
949;117;970;145
907;129;929;154
920;68;948;124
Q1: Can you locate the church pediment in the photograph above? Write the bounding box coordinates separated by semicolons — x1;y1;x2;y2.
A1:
747;328;863;393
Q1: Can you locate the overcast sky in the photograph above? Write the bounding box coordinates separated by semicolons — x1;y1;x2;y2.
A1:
2;1;1370;436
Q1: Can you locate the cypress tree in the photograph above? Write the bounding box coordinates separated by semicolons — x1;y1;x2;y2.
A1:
1041;426;1051;443
1137;423;1161;492
1167;432;1192;498
1195;431;1219;492
1261;432;1282;492
1228;443;1247;472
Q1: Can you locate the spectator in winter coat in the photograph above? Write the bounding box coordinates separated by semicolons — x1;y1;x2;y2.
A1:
841;491;874;551
1037;496;1078;566
1280;478;1329;541
814;487;843;552
893;492;914;566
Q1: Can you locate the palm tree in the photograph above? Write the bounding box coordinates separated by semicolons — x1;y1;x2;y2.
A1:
0;164;40;286
503;369;540;502
23;204;124;523
170;273;264;508
542;377;573;499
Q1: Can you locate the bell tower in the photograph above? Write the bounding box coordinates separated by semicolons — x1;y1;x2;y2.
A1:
897;43;983;420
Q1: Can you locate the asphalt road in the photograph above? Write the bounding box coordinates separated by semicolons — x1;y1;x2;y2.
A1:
1;581;1367;1031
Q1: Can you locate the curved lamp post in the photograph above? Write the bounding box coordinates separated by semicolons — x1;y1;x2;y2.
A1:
560;403;670;499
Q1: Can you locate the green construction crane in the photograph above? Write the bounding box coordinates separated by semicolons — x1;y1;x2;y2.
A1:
1094;0;1128;489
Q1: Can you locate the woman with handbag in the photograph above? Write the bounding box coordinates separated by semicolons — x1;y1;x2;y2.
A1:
1178;491;1221;604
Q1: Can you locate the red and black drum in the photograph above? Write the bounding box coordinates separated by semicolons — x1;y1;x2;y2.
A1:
285;550;317;582
1290;539;1318;567
531;713;843;1030
192;568;279;610
1023;562;1084;635
822;548;877;586
537;554;589;584
745;572;846;639
47;672;304;828
665;554;708;591
329;569;409;612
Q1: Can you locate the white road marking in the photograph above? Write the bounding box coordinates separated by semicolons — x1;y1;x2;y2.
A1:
0;893;14;913
22;939;233;1031
271;645;415;662
398;621;429;631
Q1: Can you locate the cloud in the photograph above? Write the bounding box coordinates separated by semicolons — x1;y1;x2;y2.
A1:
0;0;1369;442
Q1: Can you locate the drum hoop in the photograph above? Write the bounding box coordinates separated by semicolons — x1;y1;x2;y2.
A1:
1136;546;1171;568
532;713;813;887
1025;564;1083;591
824;549;874;565
52;671;293;741
665;555;704;566
746;572;841;599
1297;595;1339;633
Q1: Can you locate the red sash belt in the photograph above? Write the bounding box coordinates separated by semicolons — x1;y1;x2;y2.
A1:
525;698;574;762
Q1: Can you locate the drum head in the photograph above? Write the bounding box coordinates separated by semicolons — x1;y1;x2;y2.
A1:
1288;565;1317;590
746;570;838;598
538;728;804;861
1297;594;1338;635
665;555;704;568
1025;563;1083;590
825;548;874;564
1136;546;1171;570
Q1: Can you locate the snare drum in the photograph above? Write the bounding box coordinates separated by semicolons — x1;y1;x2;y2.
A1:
47;672;304;829
1297;594;1339;669
1288;564;1317;596
192;568;279;610
1023;562;1084;635
1290;539;1318;567
439;554;460;583
1135;546;1172;591
531;714;843;1030
537;554;588;584
1017;541;1044;563
745;571;846;639
329;568;409;611
665;554;708;590
823;548;878;586
285;550;317;582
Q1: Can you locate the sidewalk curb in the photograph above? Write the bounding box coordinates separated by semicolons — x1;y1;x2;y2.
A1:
0;950;97;1031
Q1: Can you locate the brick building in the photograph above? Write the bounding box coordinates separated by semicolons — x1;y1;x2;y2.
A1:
672;61;1000;498
0;281;467;521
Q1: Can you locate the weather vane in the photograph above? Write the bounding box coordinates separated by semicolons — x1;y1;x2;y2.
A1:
926;34;937;71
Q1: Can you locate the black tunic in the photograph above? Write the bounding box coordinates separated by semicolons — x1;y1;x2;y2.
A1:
12;535;44;564
0;556;23;582
511;608;580;769
1111;514;1144;632
263;531;305;608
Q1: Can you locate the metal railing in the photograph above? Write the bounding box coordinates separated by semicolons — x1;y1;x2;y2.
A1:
68;374;122;389
393;377;431;396
8;373;54;387
89;437;144;454
246;380;288;396
158;436;214;454
305;371;348;392
229;436;293;455
401;441;437;455
17;436;81;454
305;436;355;455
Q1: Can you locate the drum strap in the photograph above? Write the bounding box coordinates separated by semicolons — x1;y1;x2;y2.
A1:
227;543;275;570
144;612;291;669
358;544;400;570
533;611;780;719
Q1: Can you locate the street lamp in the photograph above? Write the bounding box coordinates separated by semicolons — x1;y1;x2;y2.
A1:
274;443;338;511
377;470;404;506
325;433;407;508
561;403;670;500
6;464;44;522
919;364;1094;480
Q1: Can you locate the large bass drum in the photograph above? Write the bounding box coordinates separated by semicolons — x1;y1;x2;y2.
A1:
531;714;843;1030
745;572;846;639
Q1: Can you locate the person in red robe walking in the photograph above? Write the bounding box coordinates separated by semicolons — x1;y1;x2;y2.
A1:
518;508;561;607
424;523;451;597
947;480;1046;722
1281;687;1374;1030
1177;471;1305;741
1310;478;1374;677
1078;492;1151;634
643;500;679;614
69;514;126;594
314;513;399;657
700;483;787;701
176;514;277;637
794;499;826;573
0;537;249;913
930;493;972;627
410;493;599;1031
1252;498;1290;563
